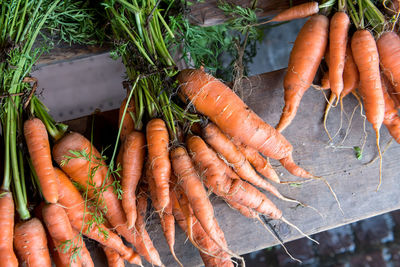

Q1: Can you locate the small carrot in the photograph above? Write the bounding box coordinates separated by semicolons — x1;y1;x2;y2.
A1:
329;11;350;100
381;73;400;143
352;30;385;189
268;2;319;23
0;191;18;267
103;246;125;267
24;118;58;203
146;118;171;211
14;218;52;267
121;131;146;229
177;68;313;179
202;123;279;190
232;139;280;183
118;96;135;142
42;203;81;267
54;168;141;265
341;45;359;98
277;14;329;132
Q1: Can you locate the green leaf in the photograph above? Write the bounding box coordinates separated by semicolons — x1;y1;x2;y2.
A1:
354;146;362;160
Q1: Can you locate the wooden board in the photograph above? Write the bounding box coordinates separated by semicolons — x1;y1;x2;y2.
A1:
63;68;400;266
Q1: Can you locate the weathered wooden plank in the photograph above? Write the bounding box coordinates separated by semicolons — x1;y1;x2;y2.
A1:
63;68;400;266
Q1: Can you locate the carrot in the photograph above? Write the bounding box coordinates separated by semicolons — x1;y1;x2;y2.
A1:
146;118;171;211
42;203;82;267
232;139;280;183
134;187;163;266
377;32;400;96
351;30;385;189
341;45;359;98
121;131;146;229
177;68;313;178
73;230;94;267
321;71;330;89
14;218;52;267
277;14;329;132
0;191;18;267
118;96;135;142
171;190;233;267
54;168;141;265
385;77;400;108
170;146;238;258
202;123;279;190
103;246;125;267
381;73;400;143
268;2;319;23
329;12;350;101
52;132;139;248
225;199;258;219
24;118;58;203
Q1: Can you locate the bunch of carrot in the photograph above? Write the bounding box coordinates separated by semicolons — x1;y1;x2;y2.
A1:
270;0;400;189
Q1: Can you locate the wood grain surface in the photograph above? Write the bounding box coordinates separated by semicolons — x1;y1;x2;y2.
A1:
64;68;400;266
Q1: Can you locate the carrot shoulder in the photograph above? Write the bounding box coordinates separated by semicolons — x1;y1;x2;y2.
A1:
0;191;18;267
24;118;58;203
277;14;329;132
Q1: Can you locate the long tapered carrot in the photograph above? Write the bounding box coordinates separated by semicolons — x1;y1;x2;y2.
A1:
14;218;52;267
147;118;171;211
122;131;145;229
118;97;135;142
351;30;385;189
233;139;280;183
381;73;400;143
52;132;139;248
54;168;141;265
268;2;319;23
24;118;58;203
177;68;313;178
0;191;18;267
329;11;350;100
103;246;125;267
42;204;82;267
202;123;279;190
277;14;329;132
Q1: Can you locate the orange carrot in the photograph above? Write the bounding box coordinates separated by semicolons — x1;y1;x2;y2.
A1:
0;191;18;267
171;190;233;267
381;73;400;143
54;168;141;265
177;68;313;178
232;139;280;183
103;246;125;267
73;230;94;267
121;131;145;229
42;204;82;267
385;77;400;108
14;218;52;267
202;123;279;190
321;71;330;89
146;118;171;211
134;187;162;266
341;45;359;98
52;132;138;248
377;32;400;96
268;2;319;23
351;30;385;189
24;118;58;203
118;97;135;142
329;12;350;100
225;199;258;219
277;14;329;132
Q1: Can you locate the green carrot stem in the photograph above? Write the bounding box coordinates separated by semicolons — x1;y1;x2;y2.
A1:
2;110;11;191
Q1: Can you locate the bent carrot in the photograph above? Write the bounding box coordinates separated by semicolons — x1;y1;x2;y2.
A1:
103;246;125;267
277;14;329;132
0;191;18;267
53;132;138;248
14;218;51;267
381;74;400;143
268;2;319;23
122;131;145;229
146;118;171;211
329;12;350;100
42;204;81;267
351;30;385;189
177;68;313;178
24;118;58;203
118;96;135;142
54;168;141;265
